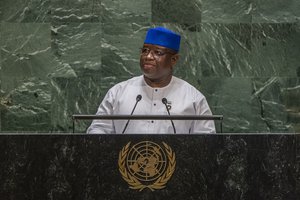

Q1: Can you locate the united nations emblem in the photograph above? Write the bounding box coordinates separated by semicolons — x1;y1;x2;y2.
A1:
118;141;176;191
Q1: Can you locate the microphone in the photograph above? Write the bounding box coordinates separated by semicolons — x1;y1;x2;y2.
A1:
162;98;176;134
122;94;142;134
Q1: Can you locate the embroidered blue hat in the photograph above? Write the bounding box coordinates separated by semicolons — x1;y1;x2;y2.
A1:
144;27;181;52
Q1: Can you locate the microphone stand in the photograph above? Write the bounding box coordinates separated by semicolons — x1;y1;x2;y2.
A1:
162;98;176;134
122;95;142;134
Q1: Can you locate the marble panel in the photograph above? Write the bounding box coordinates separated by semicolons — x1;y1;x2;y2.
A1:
101;22;149;80
201;0;253;23
50;69;104;132
200;78;299;133
152;0;201;27
199;78;270;133
0;23;56;132
284;22;300;77
101;0;151;23
0;78;52;132
250;23;300;77
253;0;300;23
0;29;2;131
0;0;51;22
0;23;52;91
50;0;101;22
173;23;253;78
50;23;102;71
297;135;300;196
171;22;300;78
50;22;102;132
279;79;300;132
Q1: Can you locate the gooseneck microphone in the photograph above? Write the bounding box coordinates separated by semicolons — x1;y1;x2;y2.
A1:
122;94;142;134
162;98;176;134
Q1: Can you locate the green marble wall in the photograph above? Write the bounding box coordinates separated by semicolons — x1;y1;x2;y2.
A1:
0;0;299;133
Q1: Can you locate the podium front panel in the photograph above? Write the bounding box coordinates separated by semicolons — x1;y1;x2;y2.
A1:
0;134;299;200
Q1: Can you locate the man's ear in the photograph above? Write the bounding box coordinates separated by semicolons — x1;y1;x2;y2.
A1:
171;54;179;65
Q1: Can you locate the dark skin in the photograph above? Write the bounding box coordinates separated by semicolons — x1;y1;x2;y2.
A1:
140;44;179;88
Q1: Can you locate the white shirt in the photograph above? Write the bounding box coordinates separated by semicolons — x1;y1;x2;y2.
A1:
87;75;216;134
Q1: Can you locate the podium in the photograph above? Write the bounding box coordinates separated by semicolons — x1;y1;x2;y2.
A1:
0;134;298;200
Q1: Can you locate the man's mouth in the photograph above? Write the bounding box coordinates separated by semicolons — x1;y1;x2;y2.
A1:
143;63;156;68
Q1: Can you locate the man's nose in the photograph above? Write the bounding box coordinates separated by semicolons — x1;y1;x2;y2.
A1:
145;50;155;59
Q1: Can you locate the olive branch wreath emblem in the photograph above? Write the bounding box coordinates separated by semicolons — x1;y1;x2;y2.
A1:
118;141;176;191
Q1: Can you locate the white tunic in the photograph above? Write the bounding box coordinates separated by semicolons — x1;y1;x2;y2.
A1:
87;75;216;134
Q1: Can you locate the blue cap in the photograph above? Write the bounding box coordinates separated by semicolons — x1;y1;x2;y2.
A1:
144;27;181;52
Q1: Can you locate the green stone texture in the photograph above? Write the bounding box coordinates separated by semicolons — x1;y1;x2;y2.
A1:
0;0;300;133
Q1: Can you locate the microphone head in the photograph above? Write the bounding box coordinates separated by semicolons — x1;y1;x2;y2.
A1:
162;98;167;104
136;94;142;101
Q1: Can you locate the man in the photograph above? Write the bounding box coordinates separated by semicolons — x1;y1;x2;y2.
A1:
87;27;216;134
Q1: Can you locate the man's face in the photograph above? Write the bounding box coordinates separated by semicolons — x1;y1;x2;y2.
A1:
140;44;178;81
